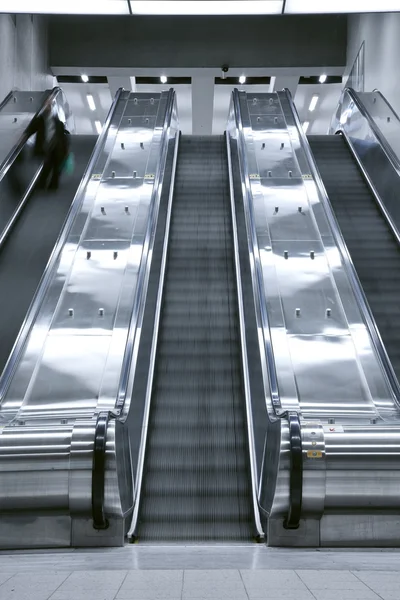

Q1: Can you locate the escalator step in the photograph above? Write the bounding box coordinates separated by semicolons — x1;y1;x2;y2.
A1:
138;135;253;541
309;134;400;385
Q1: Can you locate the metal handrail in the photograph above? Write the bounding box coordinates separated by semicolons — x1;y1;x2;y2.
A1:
225;128;264;540
128;101;179;540
232;89;282;414
232;89;303;530
115;88;176;413
340;87;400;177
0;87;125;405
0;87;57;180
285;87;400;405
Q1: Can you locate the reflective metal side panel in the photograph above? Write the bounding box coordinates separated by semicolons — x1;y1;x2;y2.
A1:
0;91;173;549
331;88;400;242
238;90;400;547
241;91;397;424
0;91;46;168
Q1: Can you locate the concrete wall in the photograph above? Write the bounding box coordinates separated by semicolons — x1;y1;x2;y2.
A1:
347;13;400;113
49;14;347;70
0;14;52;103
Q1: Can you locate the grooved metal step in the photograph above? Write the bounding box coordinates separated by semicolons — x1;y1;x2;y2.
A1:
308;134;400;382
138;135;253;542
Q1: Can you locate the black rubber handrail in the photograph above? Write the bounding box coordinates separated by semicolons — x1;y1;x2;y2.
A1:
0;90;14;113
283;411;303;529
92;411;111;530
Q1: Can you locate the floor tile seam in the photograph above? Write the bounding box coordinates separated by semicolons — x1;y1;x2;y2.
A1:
46;571;73;600
238;569;251;600
351;571;385;600
111;570;130;600
181;569;185;600
0;573;17;588
293;570;320;600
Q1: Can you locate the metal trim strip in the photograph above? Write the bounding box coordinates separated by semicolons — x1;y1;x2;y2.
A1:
226;130;264;540
127;125;180;540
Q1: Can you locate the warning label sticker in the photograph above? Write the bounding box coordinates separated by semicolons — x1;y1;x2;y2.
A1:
323;425;345;433
307;450;323;459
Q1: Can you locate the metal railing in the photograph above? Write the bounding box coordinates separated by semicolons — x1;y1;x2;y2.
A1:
231;89;303;530
94;89;179;535
334;87;400;177
0;88;124;406
287;87;400;408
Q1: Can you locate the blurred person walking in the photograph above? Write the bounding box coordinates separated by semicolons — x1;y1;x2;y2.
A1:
26;98;70;191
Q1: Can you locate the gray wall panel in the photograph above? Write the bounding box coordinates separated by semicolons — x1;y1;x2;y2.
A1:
49;15;347;69
0;14;52;103
346;13;400;115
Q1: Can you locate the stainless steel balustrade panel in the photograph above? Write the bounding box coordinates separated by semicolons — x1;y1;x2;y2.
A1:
0;92;167;426
331;88;400;241
0;89;75;171
241;91;396;423
0;91;45;167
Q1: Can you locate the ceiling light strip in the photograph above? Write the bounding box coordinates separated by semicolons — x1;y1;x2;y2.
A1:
0;0;131;14
285;0;400;13
129;1;284;15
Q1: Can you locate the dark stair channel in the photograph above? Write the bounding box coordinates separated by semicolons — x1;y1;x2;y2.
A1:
309;134;400;381
138;135;254;541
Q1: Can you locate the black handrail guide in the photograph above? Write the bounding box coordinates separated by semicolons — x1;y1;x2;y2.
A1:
283;411;303;529
92;411;112;530
0;90;14;113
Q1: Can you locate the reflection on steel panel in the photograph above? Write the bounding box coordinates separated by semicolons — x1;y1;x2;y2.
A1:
0;89;178;548
1;93;164;423
229;88;400;547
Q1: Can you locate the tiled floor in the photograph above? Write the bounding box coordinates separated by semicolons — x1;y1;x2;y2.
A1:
0;547;399;600
0;568;398;600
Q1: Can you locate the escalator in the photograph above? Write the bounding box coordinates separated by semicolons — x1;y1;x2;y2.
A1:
138;135;254;541
308;134;400;381
0;135;96;373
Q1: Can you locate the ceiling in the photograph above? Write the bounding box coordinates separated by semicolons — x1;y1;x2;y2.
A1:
1;0;400;14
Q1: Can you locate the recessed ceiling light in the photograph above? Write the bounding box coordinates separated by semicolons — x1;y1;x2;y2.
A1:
129;1;283;14
319;74;327;83
160;75;168;84
309;95;319;112
95;120;102;135
81;74;89;83
302;121;310;134
87;94;96;111
239;75;246;85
